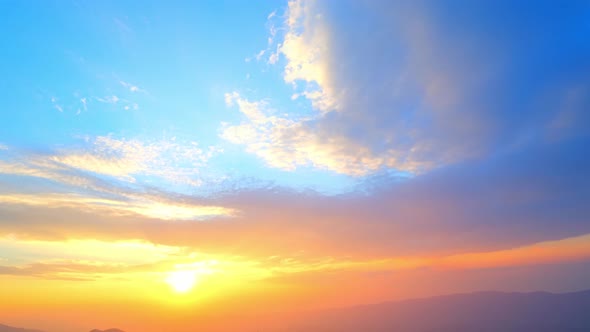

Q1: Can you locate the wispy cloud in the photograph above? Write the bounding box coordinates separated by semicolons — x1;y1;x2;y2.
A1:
221;92;426;176
50;96;63;112
45;81;143;115
95;93;142;111
0;193;234;221
96;95;120;104
249;6;284;65
267;10;276;20
255;49;266;61
120;80;146;93
1;135;220;187
0;135;232;222
80;97;87;110
123;103;139;111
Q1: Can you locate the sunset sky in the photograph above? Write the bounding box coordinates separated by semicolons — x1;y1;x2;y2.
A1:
1;1;590;331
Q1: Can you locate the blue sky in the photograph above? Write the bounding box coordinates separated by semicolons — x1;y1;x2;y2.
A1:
0;1;590;315
1;0;359;194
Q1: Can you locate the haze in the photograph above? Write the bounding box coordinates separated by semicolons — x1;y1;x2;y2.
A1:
0;0;589;331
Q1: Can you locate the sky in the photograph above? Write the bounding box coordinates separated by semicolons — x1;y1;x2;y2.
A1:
0;0;589;331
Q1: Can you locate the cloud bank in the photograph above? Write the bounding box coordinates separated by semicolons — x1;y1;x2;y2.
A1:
223;0;590;176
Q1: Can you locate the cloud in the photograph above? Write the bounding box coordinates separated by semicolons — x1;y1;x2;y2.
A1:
221;92;431;175
268;44;280;65
95;92;142;111
0;193;233;221
48;135;217;184
250;6;284;65
0;260;134;281
281;0;337;112
210;136;590;259
1;1;589;299
224;0;590;176
0;136;227;220
120;80;145;93
46;84;141;115
2;2;589;265
50;96;63;112
96;95;120;104
0;237;205;281
77;97;88;115
2;135;589;260
0;257;198;281
255;49;266;61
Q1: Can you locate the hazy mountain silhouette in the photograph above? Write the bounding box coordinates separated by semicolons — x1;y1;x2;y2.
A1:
3;290;590;331
0;324;43;332
0;326;125;332
278;289;590;332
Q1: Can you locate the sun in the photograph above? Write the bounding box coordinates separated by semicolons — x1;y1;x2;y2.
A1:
165;270;198;293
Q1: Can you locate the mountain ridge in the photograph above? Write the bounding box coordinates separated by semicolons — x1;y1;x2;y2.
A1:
4;289;590;332
283;289;590;332
0;323;44;332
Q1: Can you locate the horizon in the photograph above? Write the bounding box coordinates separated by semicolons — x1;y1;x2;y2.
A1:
3;289;590;331
1;0;589;331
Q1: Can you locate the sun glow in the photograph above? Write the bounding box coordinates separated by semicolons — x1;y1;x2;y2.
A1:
165;270;198;293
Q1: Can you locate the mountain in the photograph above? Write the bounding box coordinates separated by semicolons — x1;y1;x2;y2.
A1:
0;324;43;332
0;325;125;332
4;290;590;331
275;289;590;332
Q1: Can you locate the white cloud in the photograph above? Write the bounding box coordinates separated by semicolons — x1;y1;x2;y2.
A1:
76;97;87;115
268;44;281;65
0;136;221;187
98;95;119;104
255;49;266;61
251;5;285;65
280;0;338;112
95;95;140;111
221;93;425;176
0;137;230;221
120;80;145;93
52;135;218;184
0;193;234;221
50;96;63;112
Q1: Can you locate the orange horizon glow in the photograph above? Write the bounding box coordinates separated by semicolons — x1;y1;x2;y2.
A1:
2;0;590;331
2;233;590;330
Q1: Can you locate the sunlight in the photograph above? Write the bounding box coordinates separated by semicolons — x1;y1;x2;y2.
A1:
2;1;588;331
165;270;198;293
